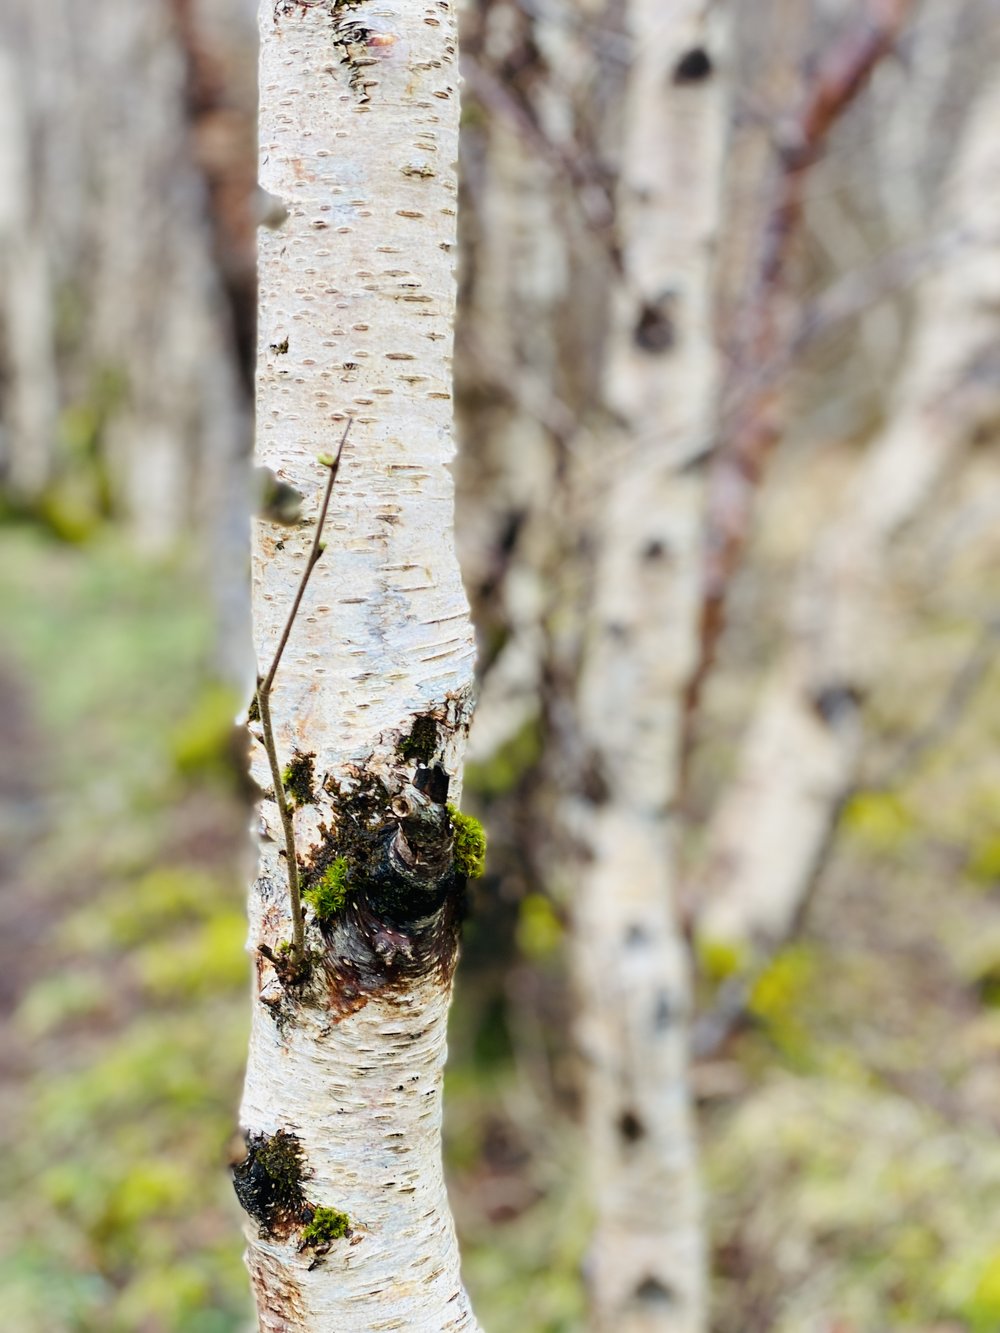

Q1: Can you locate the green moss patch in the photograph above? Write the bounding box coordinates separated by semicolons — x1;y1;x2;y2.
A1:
282;751;316;807
397;715;439;765
301;1206;351;1247
303;857;351;924
448;805;487;879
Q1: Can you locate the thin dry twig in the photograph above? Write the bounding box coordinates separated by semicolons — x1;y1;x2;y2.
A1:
256;415;352;965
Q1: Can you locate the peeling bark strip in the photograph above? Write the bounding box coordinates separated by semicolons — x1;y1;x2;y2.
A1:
238;1;481;1327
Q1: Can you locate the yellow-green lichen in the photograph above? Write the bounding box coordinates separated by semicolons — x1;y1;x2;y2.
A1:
747;944;817;1062
696;934;750;985
840;789;914;853
304;857;351;923
959;1249;1000;1332
967;833;1000;886
448;805;487;879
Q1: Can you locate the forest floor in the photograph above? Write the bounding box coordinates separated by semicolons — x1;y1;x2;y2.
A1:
2;431;1000;1333
0;529;252;1332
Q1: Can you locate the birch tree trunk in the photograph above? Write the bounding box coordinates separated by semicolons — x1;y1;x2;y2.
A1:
567;5;731;1329
695;72;1000;959
237;2;481;1328
0;45;58;500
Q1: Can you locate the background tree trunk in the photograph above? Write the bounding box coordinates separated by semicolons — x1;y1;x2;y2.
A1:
566;4;732;1329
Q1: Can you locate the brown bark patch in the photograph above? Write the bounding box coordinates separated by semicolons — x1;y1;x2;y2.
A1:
321;889;462;1020
246;1245;307;1331
233;1129;311;1239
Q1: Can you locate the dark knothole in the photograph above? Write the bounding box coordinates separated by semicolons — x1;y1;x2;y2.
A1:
642;538;670;562
232;1129;310;1239
414;761;450;805
580;751;611;806
635;1276;678;1306
618;1109;646;1143
397;714;439;765
672;47;713;84
812;683;862;727
634;298;676;353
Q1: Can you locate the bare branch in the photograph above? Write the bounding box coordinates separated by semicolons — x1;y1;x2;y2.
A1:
255;415;352;965
683;0;917;749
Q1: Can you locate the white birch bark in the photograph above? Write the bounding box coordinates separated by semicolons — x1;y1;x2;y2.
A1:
238;2;480;1328
568;5;731;1329
695;73;1000;958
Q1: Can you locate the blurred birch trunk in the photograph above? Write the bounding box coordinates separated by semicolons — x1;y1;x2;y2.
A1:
456;0;609;770
0;0;251;674
567;5;731;1329
457;88;562;762
236;1;480;1327
0;46;58;499
695;72;1000;960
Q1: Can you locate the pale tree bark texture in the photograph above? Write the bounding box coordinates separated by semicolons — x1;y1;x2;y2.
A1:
237;1;481;1329
695;71;1000;960
567;4;731;1330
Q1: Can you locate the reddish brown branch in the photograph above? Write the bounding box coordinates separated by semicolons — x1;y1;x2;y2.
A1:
684;0;916;740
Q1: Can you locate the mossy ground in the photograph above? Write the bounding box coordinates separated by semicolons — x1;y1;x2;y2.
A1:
686;446;1000;1333
446;447;1000;1333
5;441;1000;1333
0;529;251;1333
